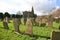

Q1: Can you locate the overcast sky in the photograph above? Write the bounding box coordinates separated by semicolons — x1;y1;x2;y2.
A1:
0;0;60;15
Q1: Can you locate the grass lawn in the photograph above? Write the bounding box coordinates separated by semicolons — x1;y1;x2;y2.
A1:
0;21;60;40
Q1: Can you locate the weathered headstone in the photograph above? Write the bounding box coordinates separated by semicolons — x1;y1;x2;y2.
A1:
25;18;33;35
51;31;60;40
48;20;53;27
13;18;20;34
41;18;46;27
24;18;27;25
3;18;9;29
35;17;40;26
5;17;9;23
48;15;53;27
3;22;9;29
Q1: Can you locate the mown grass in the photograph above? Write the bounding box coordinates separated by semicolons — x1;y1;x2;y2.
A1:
0;21;60;40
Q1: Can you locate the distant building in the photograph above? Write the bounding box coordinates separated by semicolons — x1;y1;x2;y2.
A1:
23;6;35;18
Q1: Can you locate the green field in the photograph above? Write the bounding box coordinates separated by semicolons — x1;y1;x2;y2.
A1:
0;21;60;40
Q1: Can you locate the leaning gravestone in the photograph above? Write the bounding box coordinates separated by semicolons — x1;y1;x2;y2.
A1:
3;18;9;29
25;18;33;36
13;18;20;34
51;31;60;40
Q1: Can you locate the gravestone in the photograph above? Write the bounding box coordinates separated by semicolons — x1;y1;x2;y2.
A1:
3;22;9;29
51;31;60;40
31;18;36;26
35;17;40;26
25;18;33;35
48;20;53;27
5;17;9;23
3;18;9;29
13;18;20;34
41;18;46;27
24;18;27;25
48;15;53;27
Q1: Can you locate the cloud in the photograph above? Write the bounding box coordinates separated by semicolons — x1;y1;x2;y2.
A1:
0;0;57;15
33;0;56;12
0;0;32;14
32;0;56;15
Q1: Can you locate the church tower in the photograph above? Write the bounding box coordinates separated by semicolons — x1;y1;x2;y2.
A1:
31;6;34;14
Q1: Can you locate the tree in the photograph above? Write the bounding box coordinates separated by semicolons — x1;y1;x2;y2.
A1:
4;12;10;18
4;12;10;23
0;12;4;21
12;14;16;18
17;11;23;24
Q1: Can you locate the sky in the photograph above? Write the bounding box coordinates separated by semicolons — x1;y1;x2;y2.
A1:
0;0;60;15
56;0;60;6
